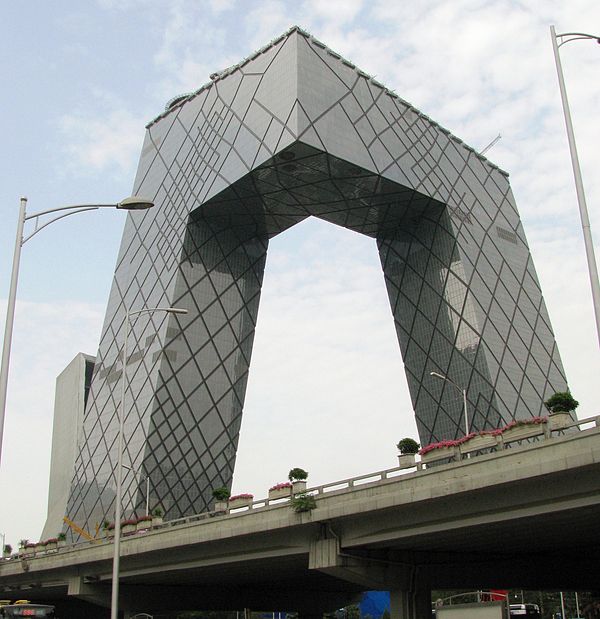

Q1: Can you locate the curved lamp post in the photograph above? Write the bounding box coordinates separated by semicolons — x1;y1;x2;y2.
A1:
550;26;600;347
0;196;154;466
430;371;469;436
111;305;187;619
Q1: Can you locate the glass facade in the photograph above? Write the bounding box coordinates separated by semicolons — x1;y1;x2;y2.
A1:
65;27;567;535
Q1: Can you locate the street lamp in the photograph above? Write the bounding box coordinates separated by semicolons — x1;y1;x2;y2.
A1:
430;371;469;436
550;26;600;348
0;195;154;465
111;305;187;619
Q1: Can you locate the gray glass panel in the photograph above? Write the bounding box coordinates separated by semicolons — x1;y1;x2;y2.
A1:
65;27;568;536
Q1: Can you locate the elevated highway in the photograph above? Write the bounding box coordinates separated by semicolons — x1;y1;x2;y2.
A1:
1;422;600;618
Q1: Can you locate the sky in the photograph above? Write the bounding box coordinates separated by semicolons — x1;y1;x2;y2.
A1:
0;0;599;549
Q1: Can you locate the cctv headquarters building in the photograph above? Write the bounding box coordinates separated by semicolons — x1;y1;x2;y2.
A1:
65;27;568;533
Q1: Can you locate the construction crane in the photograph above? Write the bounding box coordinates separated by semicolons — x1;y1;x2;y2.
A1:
62;516;100;542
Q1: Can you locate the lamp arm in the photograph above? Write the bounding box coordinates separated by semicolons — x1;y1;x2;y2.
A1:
446;378;462;394
24;203;116;221
22;207;100;244
555;31;600;48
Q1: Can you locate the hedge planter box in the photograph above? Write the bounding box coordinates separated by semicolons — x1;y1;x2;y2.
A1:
136;518;152;532
269;486;292;500
122;522;137;535
292;481;307;494
501;423;545;443
397;453;416;469
228;495;253;509
152;516;163;527
214;501;228;512
459;434;499;455
420;446;459;464
549;412;573;431
45;541;58;552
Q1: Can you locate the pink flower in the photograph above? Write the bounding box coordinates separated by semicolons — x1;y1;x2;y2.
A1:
418;416;549;455
229;493;254;501
503;416;547;431
419;439;460;455
269;482;292;491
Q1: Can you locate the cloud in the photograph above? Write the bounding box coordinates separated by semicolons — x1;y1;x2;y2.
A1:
302;0;365;24
59;96;145;178
151;1;240;97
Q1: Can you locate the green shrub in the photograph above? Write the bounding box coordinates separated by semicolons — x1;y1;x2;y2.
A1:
544;391;579;413
396;437;420;454
212;487;231;501
291;493;317;513
288;468;308;482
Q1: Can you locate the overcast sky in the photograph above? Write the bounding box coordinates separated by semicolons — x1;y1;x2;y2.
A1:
0;0;599;548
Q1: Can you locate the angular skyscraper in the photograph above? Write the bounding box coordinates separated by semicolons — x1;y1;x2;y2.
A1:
42;353;95;540
66;27;568;533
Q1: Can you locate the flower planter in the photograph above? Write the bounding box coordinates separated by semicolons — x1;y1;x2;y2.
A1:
459;434;499;455
549;412;573;431
292;480;307;494
420;446;459;464
45;541;58;552
136;518;152;532
3;550;11;559
151;516;163;527
214;500;228;512
122;523;136;535
397;453;416;469
501;423;545;443
269;486;292;500
35;543;46;554
21;545;35;557
228;496;253;509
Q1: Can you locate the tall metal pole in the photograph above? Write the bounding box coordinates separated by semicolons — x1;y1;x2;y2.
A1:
145;476;150;517
111;310;129;619
109;306;186;619
551;25;600;347
462;389;469;436
0;198;27;465
0;196;153;469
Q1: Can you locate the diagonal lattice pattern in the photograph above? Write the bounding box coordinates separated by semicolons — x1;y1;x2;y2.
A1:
65;27;568;536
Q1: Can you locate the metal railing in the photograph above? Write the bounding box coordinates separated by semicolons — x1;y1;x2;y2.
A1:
8;413;599;559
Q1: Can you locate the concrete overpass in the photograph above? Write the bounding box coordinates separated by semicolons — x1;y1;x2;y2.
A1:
2;421;600;618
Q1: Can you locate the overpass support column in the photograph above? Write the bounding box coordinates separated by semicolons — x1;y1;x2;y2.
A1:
390;588;431;619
